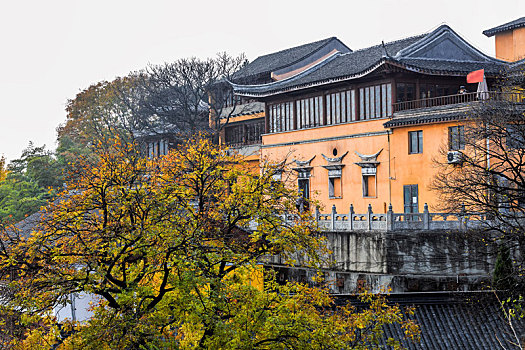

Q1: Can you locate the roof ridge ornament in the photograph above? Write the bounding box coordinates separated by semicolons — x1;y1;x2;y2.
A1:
381;41;391;59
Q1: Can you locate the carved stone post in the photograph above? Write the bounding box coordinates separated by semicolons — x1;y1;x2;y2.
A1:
387;203;394;231
349;204;354;231
423;203;430;230
367;204;373;231
459;204;466;231
331;205;337;231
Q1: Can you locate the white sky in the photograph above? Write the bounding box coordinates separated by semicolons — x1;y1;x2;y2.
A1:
0;0;523;161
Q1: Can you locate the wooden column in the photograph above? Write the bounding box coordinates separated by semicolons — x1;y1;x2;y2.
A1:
264;103;270;133
293;100;298;130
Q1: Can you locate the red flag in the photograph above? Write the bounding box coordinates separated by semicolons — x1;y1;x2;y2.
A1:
467;69;484;83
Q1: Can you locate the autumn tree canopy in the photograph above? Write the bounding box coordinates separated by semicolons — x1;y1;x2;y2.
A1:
58;53;247;162
0;156;6;182
0;137;419;349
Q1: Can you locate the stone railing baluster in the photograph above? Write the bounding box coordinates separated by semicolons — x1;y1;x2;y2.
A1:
423;203;430;230
367;204;373;231
387;203;393;231
349;204;354;231
331;205;336;231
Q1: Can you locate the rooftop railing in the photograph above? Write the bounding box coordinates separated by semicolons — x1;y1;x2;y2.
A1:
393;91;525;113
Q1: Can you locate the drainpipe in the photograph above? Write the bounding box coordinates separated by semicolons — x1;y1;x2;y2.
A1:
486;126;490;169
386;131;392;204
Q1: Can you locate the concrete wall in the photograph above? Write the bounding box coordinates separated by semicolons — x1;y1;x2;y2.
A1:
267;228;498;294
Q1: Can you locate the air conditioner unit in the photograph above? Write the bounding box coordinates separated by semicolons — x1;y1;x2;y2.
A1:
447;151;463;164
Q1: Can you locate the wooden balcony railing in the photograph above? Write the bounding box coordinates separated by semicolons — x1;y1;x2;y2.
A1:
393;91;525;112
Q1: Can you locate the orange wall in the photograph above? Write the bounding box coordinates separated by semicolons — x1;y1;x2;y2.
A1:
495;31;514;61
388;122;461;213
495;28;525;62
261;119;391;214
514;28;525;61
262;119;460;215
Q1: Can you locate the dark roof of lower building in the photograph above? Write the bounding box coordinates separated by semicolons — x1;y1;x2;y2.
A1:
338;292;525;350
14;210;44;238
483;17;525;37
510;57;525;72
386;295;525;349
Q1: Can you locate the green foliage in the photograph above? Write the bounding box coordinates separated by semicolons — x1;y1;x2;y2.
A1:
0;143;62;224
0;137;419;349
493;244;515;291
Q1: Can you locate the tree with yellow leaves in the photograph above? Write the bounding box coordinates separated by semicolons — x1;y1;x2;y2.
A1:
0;136;418;349
0;156;6;182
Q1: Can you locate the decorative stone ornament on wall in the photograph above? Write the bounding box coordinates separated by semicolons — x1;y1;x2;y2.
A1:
354;149;382;174
292;155;315;179
321;151;348;177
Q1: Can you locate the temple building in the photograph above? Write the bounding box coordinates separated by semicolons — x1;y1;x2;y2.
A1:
222;19;525;215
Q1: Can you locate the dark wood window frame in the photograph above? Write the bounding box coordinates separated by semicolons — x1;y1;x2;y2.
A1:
448;125;465;151
266;80;394;134
409;130;423;154
362;174;377;198
328;176;342;199
358;82;392;120
224;119;265;146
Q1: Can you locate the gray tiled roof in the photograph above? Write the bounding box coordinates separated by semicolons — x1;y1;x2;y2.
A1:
232;35;424;96
279;35;425;83
510;57;525;72
398;58;504;75
14;210;43;238
383;293;525;350
383;107;469;128
232;37;349;82
338;292;525;350
233;25;508;97
483;17;525;37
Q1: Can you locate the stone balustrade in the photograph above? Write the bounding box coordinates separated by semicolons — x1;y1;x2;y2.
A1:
314;203;489;232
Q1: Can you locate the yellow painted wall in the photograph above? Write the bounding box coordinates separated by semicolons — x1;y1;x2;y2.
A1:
262;118;461;215
388;121;461;213
495;31;514;61
221;105;471;215
513;27;525;61
495;28;525;62
262;119;391;214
